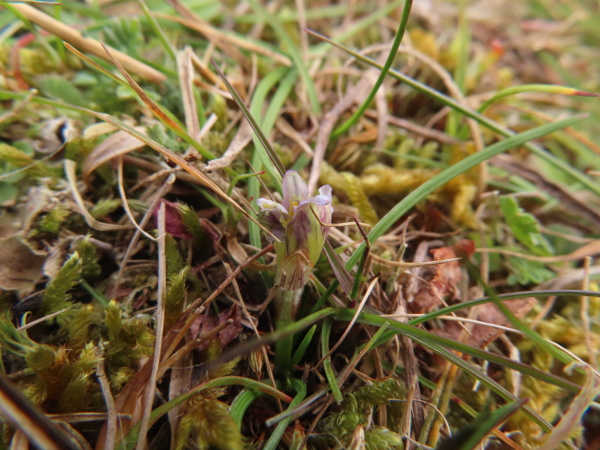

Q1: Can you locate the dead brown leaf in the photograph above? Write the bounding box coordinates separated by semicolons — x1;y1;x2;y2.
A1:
83;128;147;183
0;236;45;292
433;298;538;348
189;304;242;351
409;240;474;314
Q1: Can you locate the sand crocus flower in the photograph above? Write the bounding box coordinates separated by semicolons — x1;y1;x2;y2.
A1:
257;170;332;290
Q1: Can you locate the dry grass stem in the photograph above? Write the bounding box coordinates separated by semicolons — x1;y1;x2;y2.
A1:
116;157;157;242
135;202;167;450
11;4;165;83
65;160;132;232
95;356;117;450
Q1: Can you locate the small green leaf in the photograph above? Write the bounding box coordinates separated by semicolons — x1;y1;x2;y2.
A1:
507;256;555;285
36;75;87;107
0;182;18;205
499;197;553;255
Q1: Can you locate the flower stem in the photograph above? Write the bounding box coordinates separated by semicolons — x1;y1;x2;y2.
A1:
274;287;303;372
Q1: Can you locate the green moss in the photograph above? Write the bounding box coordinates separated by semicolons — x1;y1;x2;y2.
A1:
164;268;188;330
37;206;70;234
90;198;122;219
68;304;103;349
0;143;55;179
165;234;186;277
77;237;102;280
317;378;405;449
175;396;243;450
103;301;154;383
41;251;82;326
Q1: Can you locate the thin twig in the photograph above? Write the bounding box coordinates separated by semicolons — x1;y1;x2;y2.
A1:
135;203;167;450
96;355;117;450
116;157;157;242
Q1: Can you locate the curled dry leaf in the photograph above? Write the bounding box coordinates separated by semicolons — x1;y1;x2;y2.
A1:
0;236;45;292
409;240;475;314
0;185;73;293
82;128;147;184
434;297;538;348
189;304;242;351
30;118;79;154
226;235;273;271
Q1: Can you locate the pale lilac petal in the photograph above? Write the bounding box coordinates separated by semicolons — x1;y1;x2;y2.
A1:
256;198;287;241
282;170;308;210
256;198;288;218
298;184;332;209
318;185;332;198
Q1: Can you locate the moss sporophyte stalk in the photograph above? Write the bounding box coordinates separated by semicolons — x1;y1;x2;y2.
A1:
257;170;333;370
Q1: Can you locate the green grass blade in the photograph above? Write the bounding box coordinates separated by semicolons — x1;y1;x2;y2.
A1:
437;399;527;449
479;84;599;114
137;0;177;62
263;379;307;450
408;289;600;326
308;31;600;198
334;310;573;436
212;61;286;178
291;324;317;367
321;319;343;403
334;309;581;394
332;0;412;137
419;340;554;434
230;388;262;429
344;114;585;270
246;0;320;115
466;264;584;371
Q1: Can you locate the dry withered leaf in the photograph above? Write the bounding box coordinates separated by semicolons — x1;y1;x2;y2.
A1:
82;128;147;183
0;186;72;292
168;353;193;446
14;3;165;81
30;118;79;154
409;240;474;314
189;304;242;351
226;235;272;271
0;236;45;292
434;298;537;348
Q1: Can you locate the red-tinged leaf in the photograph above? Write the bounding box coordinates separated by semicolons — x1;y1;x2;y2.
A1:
453;239;475;258
154;200;193;239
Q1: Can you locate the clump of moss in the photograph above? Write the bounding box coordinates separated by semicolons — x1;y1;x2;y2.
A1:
315;377;406;449
175;395;244;450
